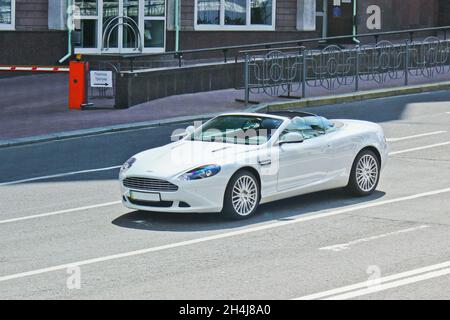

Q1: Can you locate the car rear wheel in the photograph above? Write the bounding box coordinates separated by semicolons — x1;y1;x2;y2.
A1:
347;150;380;196
223;170;260;220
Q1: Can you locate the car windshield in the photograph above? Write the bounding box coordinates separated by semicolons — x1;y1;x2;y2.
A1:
190;115;284;145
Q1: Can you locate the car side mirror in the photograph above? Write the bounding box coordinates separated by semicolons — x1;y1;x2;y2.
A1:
277;132;304;146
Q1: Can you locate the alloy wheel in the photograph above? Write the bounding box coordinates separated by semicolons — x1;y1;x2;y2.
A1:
231;175;258;216
356;154;379;192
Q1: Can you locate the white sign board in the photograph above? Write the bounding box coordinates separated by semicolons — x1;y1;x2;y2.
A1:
90;71;113;88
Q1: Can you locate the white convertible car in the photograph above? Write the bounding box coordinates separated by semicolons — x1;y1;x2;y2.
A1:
119;111;388;219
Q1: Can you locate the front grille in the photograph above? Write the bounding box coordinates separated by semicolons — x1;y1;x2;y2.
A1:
123;177;179;192
128;198;174;208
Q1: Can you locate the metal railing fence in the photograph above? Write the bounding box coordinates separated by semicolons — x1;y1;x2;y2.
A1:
241;37;450;104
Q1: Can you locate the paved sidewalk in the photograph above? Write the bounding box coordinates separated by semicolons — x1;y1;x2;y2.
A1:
0;71;449;141
0;74;286;140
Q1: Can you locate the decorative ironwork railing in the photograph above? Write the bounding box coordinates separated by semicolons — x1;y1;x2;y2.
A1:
306;45;356;91
241;37;450;104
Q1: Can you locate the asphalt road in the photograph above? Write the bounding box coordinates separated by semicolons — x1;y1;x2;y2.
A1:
0;90;449;300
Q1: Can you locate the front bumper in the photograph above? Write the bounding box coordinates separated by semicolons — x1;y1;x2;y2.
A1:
120;175;228;213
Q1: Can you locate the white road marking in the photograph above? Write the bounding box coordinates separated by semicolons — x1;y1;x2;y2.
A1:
389;142;450;155
0;166;121;187
324;268;450;300
294;261;450;300
319;225;429;252
387;131;447;142
0;201;121;225
1;186;450;283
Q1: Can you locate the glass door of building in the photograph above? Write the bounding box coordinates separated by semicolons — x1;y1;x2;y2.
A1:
102;0;120;50
327;0;354;42
103;0;142;53
74;0;166;54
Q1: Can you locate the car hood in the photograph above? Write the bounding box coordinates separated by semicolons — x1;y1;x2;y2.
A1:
125;140;260;178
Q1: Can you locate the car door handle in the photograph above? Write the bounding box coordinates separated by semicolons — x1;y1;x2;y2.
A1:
258;159;272;166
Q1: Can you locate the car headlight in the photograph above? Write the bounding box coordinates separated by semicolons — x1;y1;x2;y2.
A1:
121;157;136;172
180;165;221;181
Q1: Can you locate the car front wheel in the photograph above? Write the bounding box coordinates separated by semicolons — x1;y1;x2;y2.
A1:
223;170;260;220
347;150;380;196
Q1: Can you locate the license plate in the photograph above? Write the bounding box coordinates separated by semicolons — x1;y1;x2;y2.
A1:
129;191;161;202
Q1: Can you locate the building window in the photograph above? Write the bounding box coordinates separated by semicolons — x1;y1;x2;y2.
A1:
197;0;220;25
143;0;165;48
251;0;272;25
144;0;165;16
73;0;99;49
0;0;15;30
76;0;98;15
225;0;246;25
144;20;164;47
195;0;275;30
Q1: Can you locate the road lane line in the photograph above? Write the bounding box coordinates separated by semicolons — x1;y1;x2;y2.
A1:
0;166;121;187
389;142;450;155
1;187;450;283
318;225;429;252
294;260;450;300
324;268;450;300
387;131;447;142
0;201;121;225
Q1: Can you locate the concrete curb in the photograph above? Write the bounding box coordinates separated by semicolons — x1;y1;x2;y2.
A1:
0;113;221;149
248;81;450;113
1;81;449;149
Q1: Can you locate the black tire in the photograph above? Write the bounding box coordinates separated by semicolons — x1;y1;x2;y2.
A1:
347;149;381;196
222;170;261;220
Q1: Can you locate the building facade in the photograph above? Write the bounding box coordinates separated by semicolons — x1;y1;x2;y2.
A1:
0;0;449;65
0;0;68;65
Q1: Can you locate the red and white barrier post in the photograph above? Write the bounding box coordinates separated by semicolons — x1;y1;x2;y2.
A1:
68;61;89;110
0;66;70;72
0;59;89;110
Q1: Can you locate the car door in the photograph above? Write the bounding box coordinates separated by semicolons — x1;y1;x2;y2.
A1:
322;124;355;184
276;117;331;191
